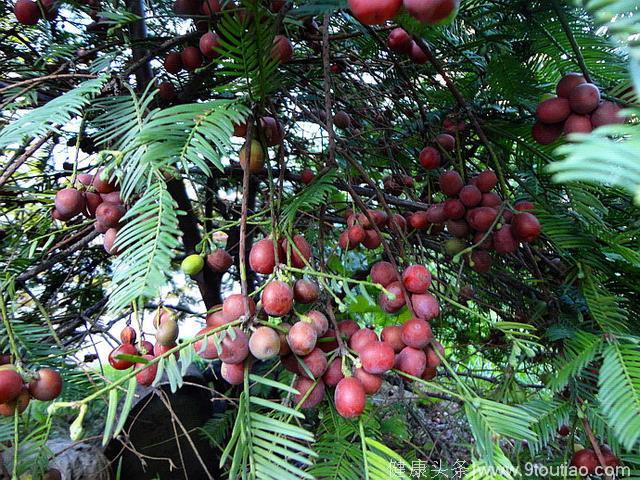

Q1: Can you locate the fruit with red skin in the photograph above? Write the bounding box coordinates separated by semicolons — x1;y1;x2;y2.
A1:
419;146;441;169
387;28;411;53
55;188;85;218
591;101;624;128
318;329;338;352
293;377;325;409
411;294;440;321
425;340;445;367
249;238;280;274
261;280;294;317
532;122;563;145
446;219;470;238
101;191;121;204
173;0;200;15
248;326;280;360
0;369;23;404
556;73;586;98
233;122;247;137
281;354;300;374
349;328;377;354
473;232;493;250
444;199;465;220
569;83;601;114
200;0;220;15
222;294;256;320
493;225;518;254
0;387;30;416
401;318;433;349
422;367;437;380
137;340;154;356
77;173;93;186
601;446;620;467
330;63;343;74
469;250;492;273
409;211;429;229
199;32;221;59
475;170;498;193
269;0;285;12
164;52;182;74
427;204;448;224
409;41;428;64
403;0;459;24
570;449;598;475
29;368;63;401
381;326;405;352
120;326;137;345
564;114;592;134
153;342;179;358
360;341;395;374
348;225;366;244
339;230;357;250
557;424;570;437
459;185;482;207
515;201;534;212
95;202;125;229
347;0;402;25
135;355;158;386
109;344;138;370
323;358;344;386
158;82;177;101
354;368;382;394
155;318;179;346
379;281;406;313
14;0;41;24
481;192;501;208
217;328;249;364
337;320;359;340
333;111;351;129
301;168;315;184
467;207;498;232
536;97;571;124
293;279;319;304
436;133;456;151
153;307;174;328
502;210;513;223
512;212;541;243
277;323;291;356
207;249;233;273
181;47;203;70
287;321;318;356
305;310;329;336
395;346;426;377
298;348;327;379
271;35;293;63
281;235;312;268
362;229;382;249
221;362;245;385
389;214;407;233
335;377;366;418
402;265;431;294
439;171;464;196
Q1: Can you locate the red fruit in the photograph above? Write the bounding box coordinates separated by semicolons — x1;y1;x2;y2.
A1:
207;249;233;272
93;168;117;194
409;41;428;64
411;294;440;320
348;225;366;244
409;211;430;229
200;0;220;15
591;101;624;128
103;228;119;255
271;35;293;63
0;388;30;416
305;310;329;336
323;358;344;386
570;449;598;475
470;250;492;273
135;355;158;387
28;368;63;401
564;114;592;134
379;281;406;313
233;122;247;137
402;265;431;294
199;32;221;59
261;281;294;317
354;368;382;394
181;47;202;70
339;230;357;250
475;170;498;193
318;329;338;353
193;327;218;359
473;232;493;250
557;424;570;437
300;168;315;184
293;377;325;409
556;73;586;98
14;0;40;25
446;219;470;238
387;28;411;53
425;341;444;368
400;318;433;349
422;367;437;380
120;326;137;345
349;328;377;354
493;225;518;254
84;192;102;219
259;116;284;146
601;446;620;467
515;201;534;211
0;369;24;404
333;111;351;129
293;279;319;304
381;326;405;352
55;188;85;218
389;214;407;233
137;340;154;356
153;342;178;358
360;341;395;374
222;294;256;320
435;133;456;151
101;191;121;204
419;146;441;169
95;202;125;228
426;204;448;224
511;212;541;243
362;229;382;249
164;52;182;74
459;185;482;207
287;321;318;356
467;207;498;232
218;328;249;364
347;0;402;25
282;235;312;268
481;192;501;208
277;322;291;356
444;199;465;220
298;348;327;379
532;122;563;145
173;0;200;15
536;97;571;124
395;346;426;377
337;320;359;340
403;0;459;24
158;82;177;101
335;377;366;418
569;83;600;114
249;238;280;274
109;344;137;370
221;362;245;385
248;326;280;360
439;171;464;196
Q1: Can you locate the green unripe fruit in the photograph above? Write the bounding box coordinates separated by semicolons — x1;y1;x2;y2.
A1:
182;254;204;276
444;238;466;255
156;318;179;346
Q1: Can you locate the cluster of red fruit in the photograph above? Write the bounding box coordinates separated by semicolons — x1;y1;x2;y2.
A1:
348;0;458;26
387;28;428;64
533;73;624;145
0;364;62;416
53;169;124;255
570;447;620;475
13;0;57;25
339;209;397;251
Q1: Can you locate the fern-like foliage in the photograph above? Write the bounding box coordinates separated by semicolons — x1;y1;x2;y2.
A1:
521;399;572;455
280;170;339;226
548;330;603;391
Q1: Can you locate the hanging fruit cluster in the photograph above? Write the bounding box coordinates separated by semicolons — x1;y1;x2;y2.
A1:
0;364;62;416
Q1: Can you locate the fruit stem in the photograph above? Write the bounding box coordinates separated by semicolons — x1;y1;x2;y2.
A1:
0;291;21;367
453;204;507;262
550;0;593;83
